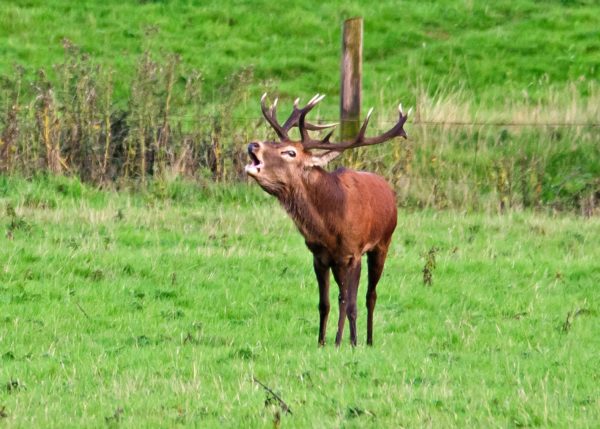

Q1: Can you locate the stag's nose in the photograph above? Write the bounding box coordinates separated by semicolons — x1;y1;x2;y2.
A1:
247;142;260;154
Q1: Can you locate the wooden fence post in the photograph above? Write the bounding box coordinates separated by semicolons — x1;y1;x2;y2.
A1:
340;17;363;143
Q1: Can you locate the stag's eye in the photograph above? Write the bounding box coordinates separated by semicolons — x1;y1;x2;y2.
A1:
281;150;297;158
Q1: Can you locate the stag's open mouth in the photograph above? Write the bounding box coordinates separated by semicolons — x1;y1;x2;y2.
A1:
245;149;263;176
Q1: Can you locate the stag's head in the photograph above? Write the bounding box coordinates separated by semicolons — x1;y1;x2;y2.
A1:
246;93;410;194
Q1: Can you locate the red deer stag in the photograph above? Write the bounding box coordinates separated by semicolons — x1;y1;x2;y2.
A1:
246;94;409;346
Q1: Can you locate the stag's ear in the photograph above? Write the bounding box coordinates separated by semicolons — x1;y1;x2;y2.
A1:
306;150;342;167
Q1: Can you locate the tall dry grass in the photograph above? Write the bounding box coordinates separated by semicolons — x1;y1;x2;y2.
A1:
0;40;255;186
350;83;600;214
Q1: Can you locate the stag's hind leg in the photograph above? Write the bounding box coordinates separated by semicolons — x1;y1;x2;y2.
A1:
366;244;390;346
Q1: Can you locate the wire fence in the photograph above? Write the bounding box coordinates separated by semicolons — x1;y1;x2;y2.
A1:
91;113;600;128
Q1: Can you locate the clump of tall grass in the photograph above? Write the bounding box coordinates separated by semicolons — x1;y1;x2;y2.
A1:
355;83;600;214
0;40;254;186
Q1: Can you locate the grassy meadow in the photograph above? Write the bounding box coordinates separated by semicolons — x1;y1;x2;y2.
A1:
0;0;599;427
1;176;599;427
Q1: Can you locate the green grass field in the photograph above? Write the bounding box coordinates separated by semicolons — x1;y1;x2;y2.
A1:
1;176;598;427
1;0;599;106
1;1;599;426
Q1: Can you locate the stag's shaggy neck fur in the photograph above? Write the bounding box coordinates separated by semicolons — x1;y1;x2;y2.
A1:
275;167;345;243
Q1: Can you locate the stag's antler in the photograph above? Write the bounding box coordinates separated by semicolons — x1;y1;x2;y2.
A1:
261;93;338;141
302;104;411;151
261;93;410;153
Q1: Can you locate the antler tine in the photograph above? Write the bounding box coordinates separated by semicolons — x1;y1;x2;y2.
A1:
261;93;288;141
298;94;327;142
271;97;281;127
355;107;374;142
281;94;334;134
302;103;410;151
307;93;325;106
281;98;302;131
304;121;339;131
258;93;339;141
322;129;334;144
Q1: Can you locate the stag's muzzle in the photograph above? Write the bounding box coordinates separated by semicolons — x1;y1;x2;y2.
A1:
245;142;263;176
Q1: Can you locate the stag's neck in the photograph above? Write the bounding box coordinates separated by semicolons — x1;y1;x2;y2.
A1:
276;168;344;242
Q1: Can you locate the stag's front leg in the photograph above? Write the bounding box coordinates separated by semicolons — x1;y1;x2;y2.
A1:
332;258;361;347
313;257;331;346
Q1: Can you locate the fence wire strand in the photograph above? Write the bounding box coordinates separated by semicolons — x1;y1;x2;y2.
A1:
110;114;600;128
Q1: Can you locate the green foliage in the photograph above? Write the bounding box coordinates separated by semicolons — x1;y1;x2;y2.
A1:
1;177;599;427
